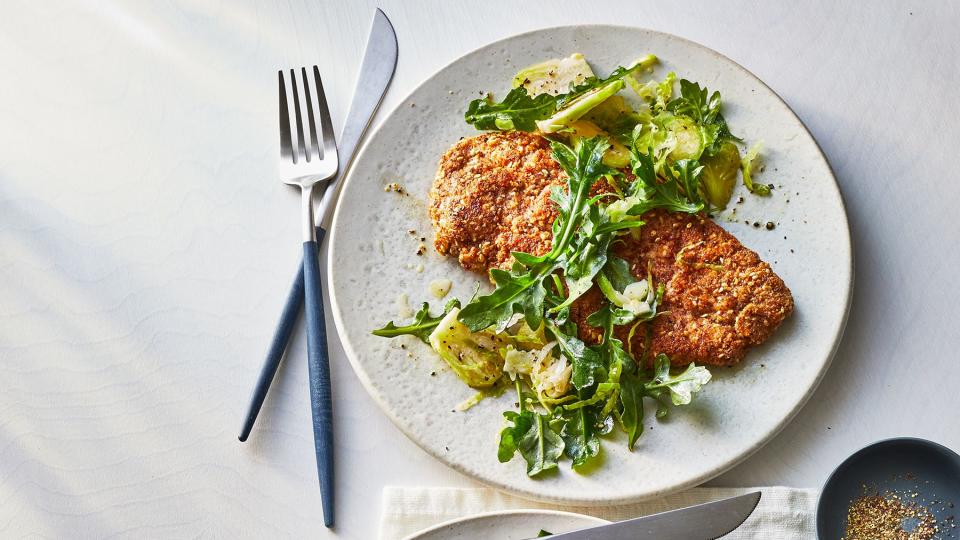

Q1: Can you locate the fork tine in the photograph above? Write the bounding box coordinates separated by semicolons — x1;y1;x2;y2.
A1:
312;66;338;165
278;70;294;163
301;67;321;161
289;69;308;163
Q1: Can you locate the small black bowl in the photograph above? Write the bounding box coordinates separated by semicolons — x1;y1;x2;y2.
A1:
817;438;960;539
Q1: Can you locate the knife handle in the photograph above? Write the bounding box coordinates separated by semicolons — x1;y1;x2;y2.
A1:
238;226;322;442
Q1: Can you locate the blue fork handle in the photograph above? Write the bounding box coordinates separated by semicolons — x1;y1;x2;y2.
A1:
237;226;322;443
302;238;335;528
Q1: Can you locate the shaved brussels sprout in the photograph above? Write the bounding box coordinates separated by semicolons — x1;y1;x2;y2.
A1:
530;346;571;399
512;53;595;97
666;115;704;160
567;120;631;168
699;141;741;209
428;308;504;388
584;95;651;143
741;142;770;195
509;320;548;349
536;79;625;133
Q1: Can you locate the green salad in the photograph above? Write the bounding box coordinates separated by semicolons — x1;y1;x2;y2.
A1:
373;53;767;476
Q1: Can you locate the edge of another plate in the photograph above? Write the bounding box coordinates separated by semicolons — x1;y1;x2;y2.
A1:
402;509;608;540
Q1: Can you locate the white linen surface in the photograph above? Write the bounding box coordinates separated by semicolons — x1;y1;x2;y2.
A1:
380;486;817;539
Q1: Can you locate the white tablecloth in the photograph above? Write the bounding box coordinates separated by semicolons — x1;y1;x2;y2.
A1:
2;1;958;538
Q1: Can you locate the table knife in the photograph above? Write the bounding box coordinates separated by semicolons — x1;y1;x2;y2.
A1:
537;491;761;540
239;8;398;442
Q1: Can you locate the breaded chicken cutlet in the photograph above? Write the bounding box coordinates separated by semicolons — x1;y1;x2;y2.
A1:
429;131;793;367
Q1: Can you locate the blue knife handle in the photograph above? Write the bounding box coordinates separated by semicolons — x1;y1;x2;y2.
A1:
238;269;304;441
237;226;322;443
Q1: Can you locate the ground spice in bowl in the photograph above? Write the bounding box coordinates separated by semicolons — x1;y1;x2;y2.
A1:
817;439;960;540
843;491;939;539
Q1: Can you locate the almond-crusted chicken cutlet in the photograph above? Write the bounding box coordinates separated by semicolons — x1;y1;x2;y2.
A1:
429;131;793;367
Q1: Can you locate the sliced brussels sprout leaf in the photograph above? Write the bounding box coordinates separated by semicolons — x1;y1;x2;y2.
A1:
512;53;595;97
428;307;505;388
583;95;650;144
536;79;625;133
628;71;675;112
566;120;631;168
699;141;741;209
741;141;770;195
509;320;548;349
530;346;571;400
665;115;705;161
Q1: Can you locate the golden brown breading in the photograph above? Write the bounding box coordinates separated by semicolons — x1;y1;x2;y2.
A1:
430;132;793;366
430;131;560;272
611;211;792;366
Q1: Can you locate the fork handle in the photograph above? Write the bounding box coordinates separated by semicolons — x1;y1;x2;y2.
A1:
302;238;335;528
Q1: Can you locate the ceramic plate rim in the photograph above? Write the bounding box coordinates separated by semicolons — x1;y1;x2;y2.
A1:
328;24;853;505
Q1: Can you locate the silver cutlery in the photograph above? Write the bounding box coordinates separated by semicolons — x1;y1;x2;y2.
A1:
534;491;761;540
239;9;397;447
278;65;338;528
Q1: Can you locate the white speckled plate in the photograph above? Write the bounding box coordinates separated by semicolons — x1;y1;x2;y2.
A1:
328;26;852;505
403;510;606;540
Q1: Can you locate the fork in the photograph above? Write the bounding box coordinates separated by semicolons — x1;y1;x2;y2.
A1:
278;66;339;528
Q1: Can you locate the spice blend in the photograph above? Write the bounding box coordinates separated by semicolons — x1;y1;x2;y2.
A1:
843;492;938;540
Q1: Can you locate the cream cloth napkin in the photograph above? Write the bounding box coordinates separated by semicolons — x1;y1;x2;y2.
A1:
379;486;817;539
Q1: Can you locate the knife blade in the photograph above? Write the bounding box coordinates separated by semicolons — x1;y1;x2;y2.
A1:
237;8;397;443
316;7;398;230
540;492;761;540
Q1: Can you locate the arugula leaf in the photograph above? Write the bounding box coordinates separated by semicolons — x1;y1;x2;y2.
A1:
666;79;740;153
667;79;720;125
497;409;531;462
371;298;461;344
583;303;635;435
499;409;565;476
666;159;706;209
549;322;605;391
458;271;545;334
581;303;650;451
458;137;612;332
465;87;557;131
601;256;635;291
458;267;551;333
552;206;618;310
559;405;600;468
499;380;565;476
619;370;646;450
646;354;712;405
619;148;705;216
